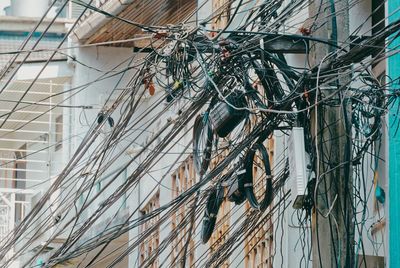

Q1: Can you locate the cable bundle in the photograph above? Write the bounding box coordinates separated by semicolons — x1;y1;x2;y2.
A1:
0;0;399;267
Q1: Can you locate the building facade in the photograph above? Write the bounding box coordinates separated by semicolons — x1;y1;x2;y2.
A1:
0;0;392;267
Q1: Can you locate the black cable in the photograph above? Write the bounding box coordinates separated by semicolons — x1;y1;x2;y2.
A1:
240;142;273;211
201;183;224;243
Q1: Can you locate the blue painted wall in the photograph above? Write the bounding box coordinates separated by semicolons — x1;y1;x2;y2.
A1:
388;1;400;267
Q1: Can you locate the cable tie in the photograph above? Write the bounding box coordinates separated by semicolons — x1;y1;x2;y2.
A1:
236;169;246;175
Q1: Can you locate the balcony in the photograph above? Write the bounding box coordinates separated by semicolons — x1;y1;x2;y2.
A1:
0;189;35;265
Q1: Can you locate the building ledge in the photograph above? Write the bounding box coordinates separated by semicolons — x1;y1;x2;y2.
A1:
72;0;134;42
0;16;73;34
71;0;197;47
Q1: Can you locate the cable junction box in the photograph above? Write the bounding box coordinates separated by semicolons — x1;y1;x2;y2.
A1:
288;127;307;209
209;91;248;138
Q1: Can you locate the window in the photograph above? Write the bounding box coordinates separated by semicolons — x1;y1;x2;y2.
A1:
171;156;196;267
13;144;26;190
209;193;231;268
14;144;27;224
139;192;160;267
208;149;230;267
55;115;63;151
244;138;275;268
0;152;14;188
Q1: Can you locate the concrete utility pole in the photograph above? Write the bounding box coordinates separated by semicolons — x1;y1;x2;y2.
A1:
309;0;354;267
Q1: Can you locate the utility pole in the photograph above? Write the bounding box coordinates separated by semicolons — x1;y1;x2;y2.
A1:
309;0;354;267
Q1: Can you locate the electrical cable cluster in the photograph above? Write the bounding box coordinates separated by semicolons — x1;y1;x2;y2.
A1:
0;0;399;267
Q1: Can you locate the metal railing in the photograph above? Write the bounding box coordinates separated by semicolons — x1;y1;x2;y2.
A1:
0;192;33;242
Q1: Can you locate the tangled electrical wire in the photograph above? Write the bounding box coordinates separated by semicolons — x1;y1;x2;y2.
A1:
0;0;399;267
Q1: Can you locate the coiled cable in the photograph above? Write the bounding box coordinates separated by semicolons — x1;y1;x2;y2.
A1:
193;112;214;175
241;142;273;210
